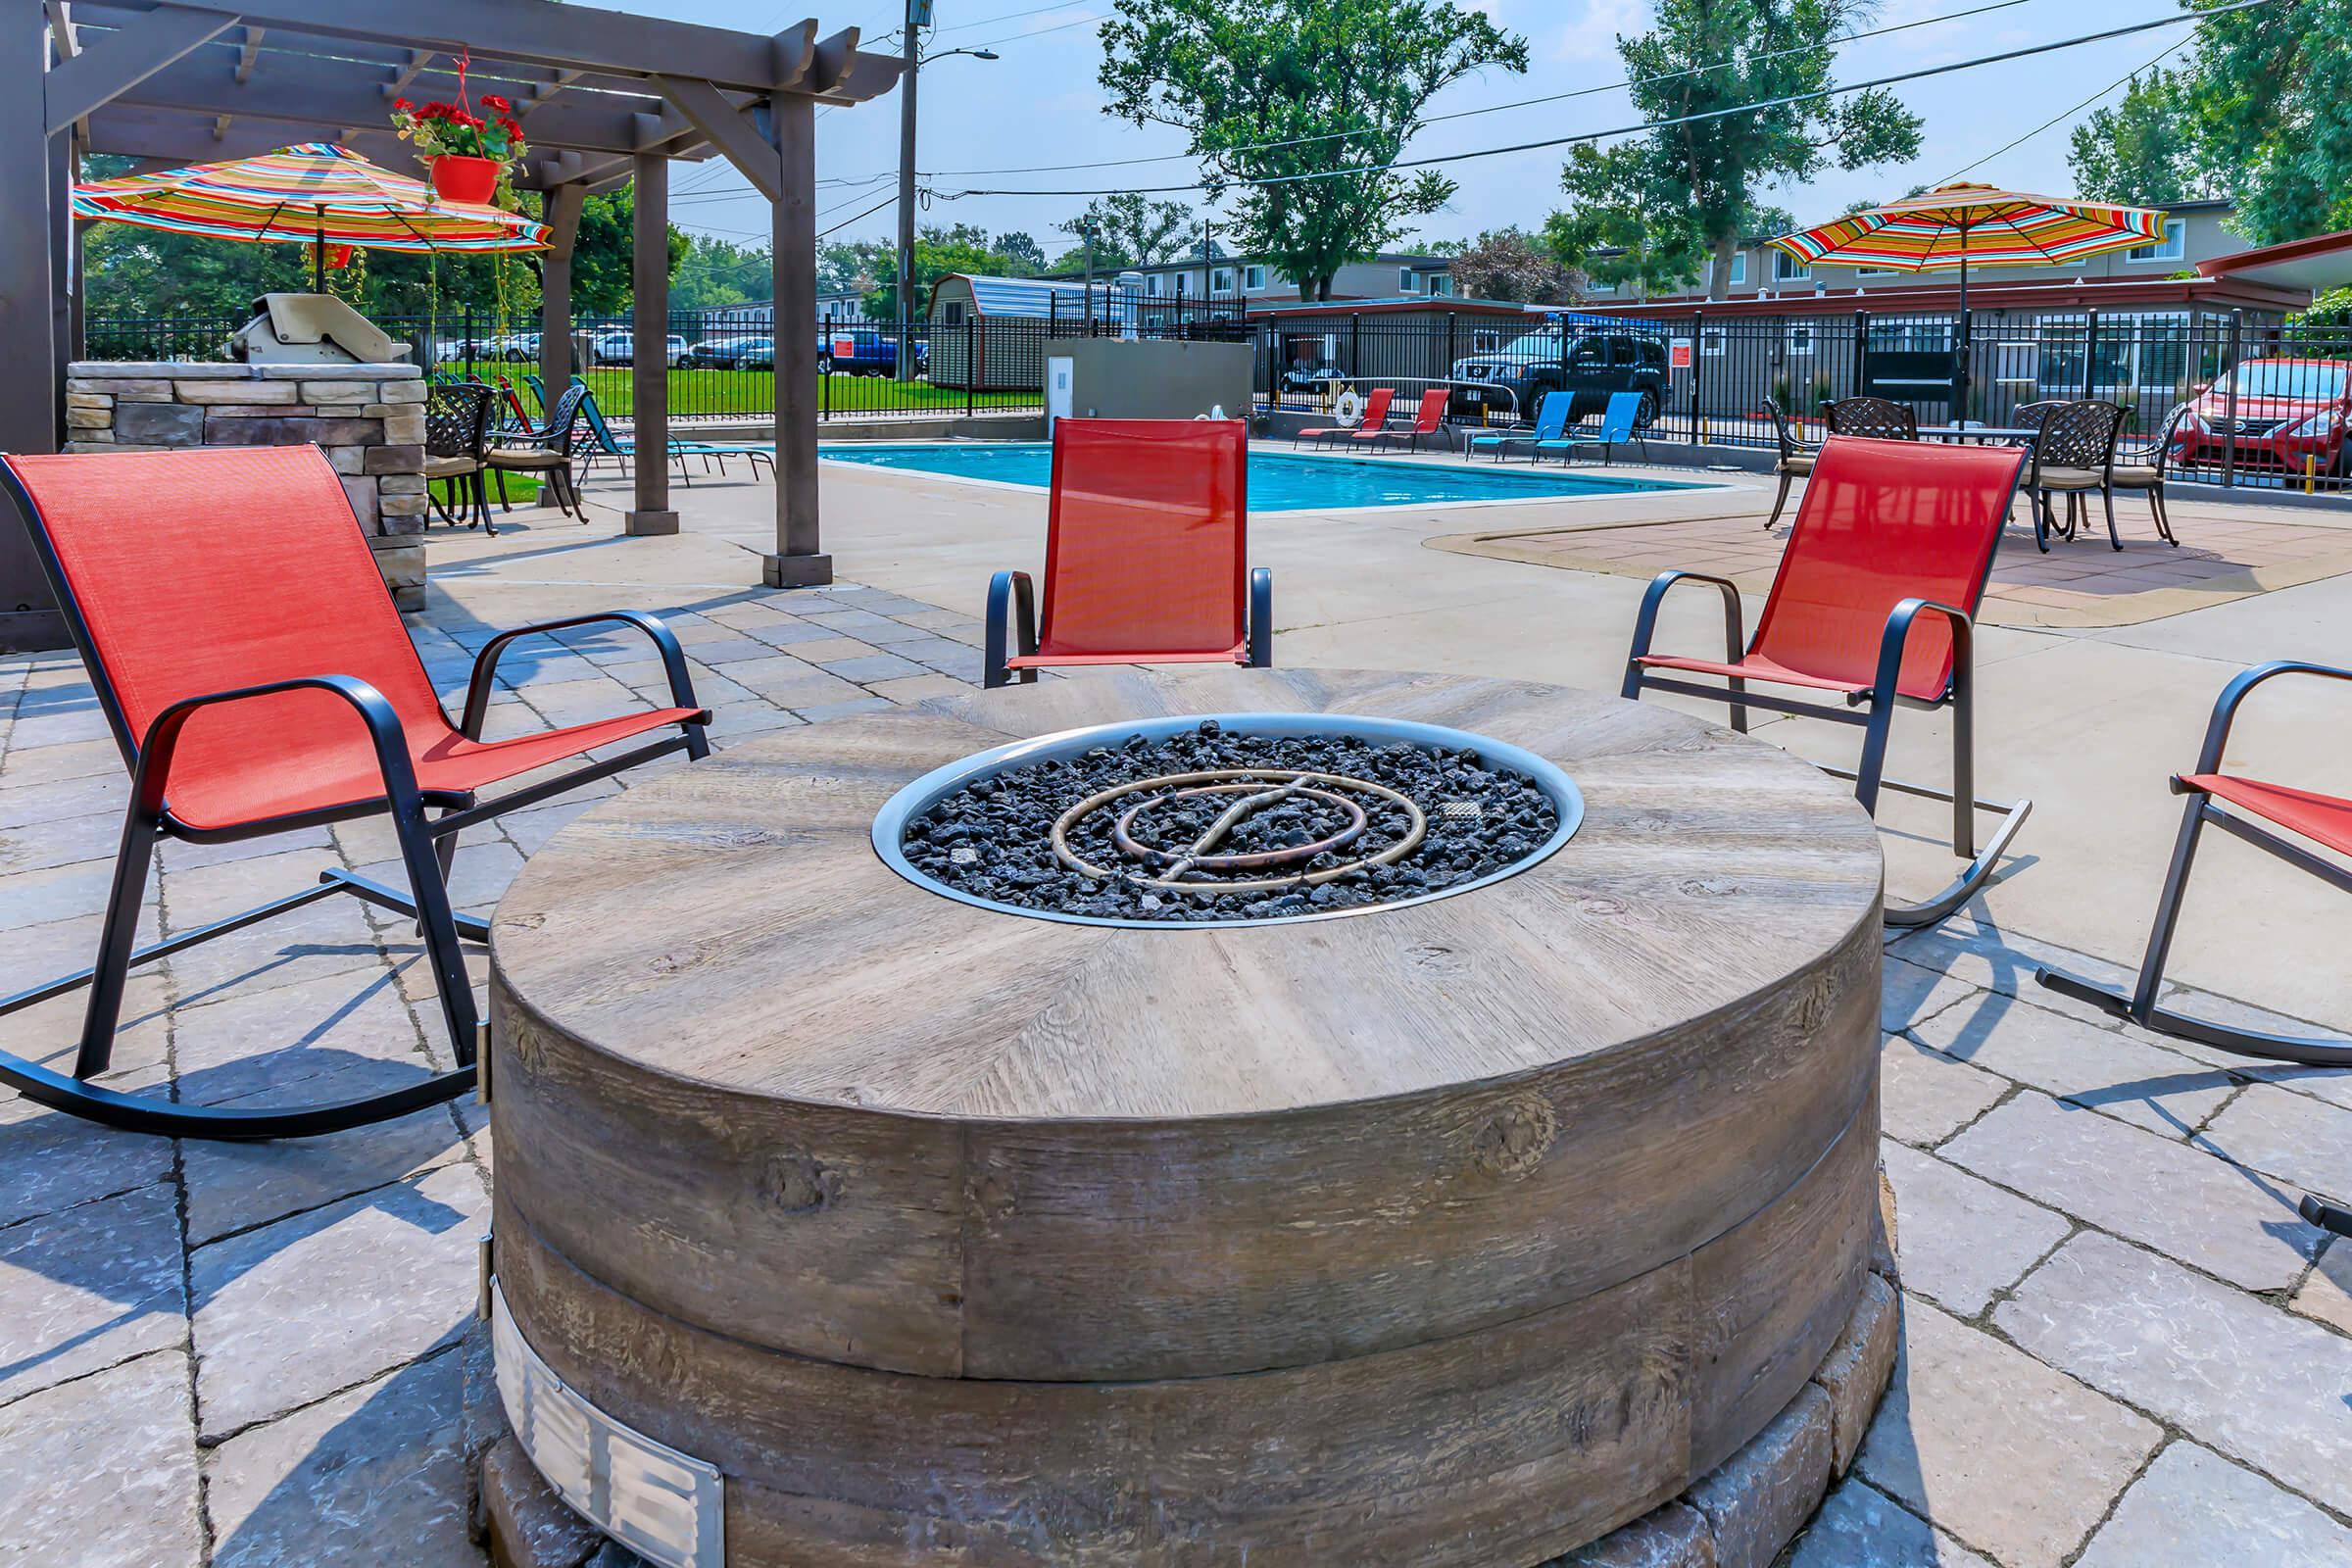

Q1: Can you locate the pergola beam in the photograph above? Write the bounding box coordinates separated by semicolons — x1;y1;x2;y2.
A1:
655;76;778;203
46;5;238;134
231;23;260;82
88;0;895;97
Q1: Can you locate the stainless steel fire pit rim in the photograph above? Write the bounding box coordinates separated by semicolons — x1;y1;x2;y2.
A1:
870;710;1586;930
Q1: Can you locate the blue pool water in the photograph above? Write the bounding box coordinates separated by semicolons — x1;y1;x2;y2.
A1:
819;442;1699;510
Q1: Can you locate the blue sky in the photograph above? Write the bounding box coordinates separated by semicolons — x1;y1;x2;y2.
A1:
646;0;2207;258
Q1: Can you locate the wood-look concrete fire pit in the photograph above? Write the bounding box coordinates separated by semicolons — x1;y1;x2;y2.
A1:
480;667;1889;1568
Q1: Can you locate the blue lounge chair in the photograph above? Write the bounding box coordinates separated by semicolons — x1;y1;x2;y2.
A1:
1537;390;1650;466
1464;392;1569;464
570;379;773;482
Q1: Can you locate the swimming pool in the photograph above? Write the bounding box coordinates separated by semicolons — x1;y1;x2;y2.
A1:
819;442;1702;511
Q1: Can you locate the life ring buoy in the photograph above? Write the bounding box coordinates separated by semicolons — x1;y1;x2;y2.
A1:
1332;387;1365;425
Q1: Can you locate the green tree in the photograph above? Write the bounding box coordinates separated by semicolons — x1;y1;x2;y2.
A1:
818;239;891;297
994;230;1050;273
1057;192;1197;270
1098;0;1528;301
2067;65;2223;207
1447;226;1584;304
1543;0;1922;300
2181;0;2352;244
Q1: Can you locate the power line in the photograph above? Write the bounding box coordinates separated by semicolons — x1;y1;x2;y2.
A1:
817;193;902;240
931;0;2275;201
1937;36;2191;182
859;0;2054;183
934;1;1086;35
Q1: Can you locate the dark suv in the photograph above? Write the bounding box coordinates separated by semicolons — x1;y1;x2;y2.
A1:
1448;329;1668;426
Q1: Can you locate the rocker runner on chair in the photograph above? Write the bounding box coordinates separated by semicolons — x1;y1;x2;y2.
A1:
0;445;710;1140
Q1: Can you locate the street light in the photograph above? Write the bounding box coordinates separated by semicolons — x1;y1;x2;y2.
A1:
896;8;1000;380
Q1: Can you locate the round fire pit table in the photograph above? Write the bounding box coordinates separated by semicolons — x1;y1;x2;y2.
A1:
486;667;1885;1568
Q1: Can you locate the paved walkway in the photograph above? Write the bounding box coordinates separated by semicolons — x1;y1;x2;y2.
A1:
2;465;2349;1566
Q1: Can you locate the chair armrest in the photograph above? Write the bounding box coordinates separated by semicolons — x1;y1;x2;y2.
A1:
2185;661;2352;778
1248;568;1274;668
1622;568;1747;692
1869;598;1973;708
136;674;416;816
462;612;701;740
984;570;1038;690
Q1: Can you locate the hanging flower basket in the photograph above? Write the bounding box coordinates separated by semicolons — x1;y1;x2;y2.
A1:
393;71;528;210
426;155;501;206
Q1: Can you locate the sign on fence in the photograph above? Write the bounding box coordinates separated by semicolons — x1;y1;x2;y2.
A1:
1669;339;1693;370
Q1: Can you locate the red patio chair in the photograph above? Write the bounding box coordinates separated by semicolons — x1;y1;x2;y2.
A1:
1296;386;1393;449
2038;661;2352;1075
0;445;710;1139
1371;388;1451;452
1621;435;2032;927
984;418;1270;689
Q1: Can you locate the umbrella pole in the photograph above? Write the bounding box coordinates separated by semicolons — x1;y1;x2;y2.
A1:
313;208;325;293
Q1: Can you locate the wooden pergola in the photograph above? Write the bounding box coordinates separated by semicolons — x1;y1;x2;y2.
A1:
2;0;902;651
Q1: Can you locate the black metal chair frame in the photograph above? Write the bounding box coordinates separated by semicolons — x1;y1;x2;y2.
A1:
2025;399;2127;553
1823;397;1919;442
2037;660;2352;1065
0;473;710;1140
1762;397;1819;531
1620;465;2034;928
984;568;1274;690
2106;401;2186;548
425;381;496;534
484;382;591;523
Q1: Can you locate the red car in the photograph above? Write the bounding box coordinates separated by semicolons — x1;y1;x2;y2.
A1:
2174;358;2351;476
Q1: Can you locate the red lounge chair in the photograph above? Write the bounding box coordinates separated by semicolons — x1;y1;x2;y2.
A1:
1296;387;1393;449
1371;388;1451;452
985;418;1271;689
0;445;710;1139
2038;661;2352;1075
1622;435;2032;927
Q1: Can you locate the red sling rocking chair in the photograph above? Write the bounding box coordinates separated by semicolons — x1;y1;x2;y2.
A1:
2036;661;2352;1068
984;418;1272;689
0;445;710;1139
1622;435;2033;927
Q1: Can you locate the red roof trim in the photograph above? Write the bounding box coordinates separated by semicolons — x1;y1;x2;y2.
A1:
1248;298;1535;320
1584;275;2306;318
2195;227;2352;278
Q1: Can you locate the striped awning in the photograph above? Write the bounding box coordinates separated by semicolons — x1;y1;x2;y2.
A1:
73;143;547;255
1770;183;2168;272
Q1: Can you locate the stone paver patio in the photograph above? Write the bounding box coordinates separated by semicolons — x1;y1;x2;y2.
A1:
3;460;2350;1566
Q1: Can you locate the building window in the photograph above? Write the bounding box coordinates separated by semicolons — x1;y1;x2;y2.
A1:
2128;220;2186;263
1774;250;1810;283
1587;278;1615;294
1146;273;1162;297
1210;266;1236;293
1399;267;1417;292
942;301;965;326
1705;254;1747;289
1244;265;1266;291
1787;324;1815;355
1700;327;1728;356
1425;273;1453;296
1859;266;1900;277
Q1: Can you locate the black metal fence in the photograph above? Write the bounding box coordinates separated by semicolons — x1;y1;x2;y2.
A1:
1256;307;2352;495
83;288;1251;426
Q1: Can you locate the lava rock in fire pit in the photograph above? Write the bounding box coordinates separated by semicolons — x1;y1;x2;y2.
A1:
902;720;1560;923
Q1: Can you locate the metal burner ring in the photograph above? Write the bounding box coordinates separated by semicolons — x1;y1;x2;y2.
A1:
1051;768;1428;896
1114;783;1368;871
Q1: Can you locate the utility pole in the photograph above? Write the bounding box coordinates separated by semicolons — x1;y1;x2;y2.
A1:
895;0;926;382
1083;222;1096;330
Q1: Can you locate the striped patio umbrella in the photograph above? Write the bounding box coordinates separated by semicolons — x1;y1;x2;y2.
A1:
1769;182;2171;318
74;142;547;290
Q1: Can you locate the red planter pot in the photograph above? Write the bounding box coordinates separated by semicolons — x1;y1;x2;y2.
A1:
428;156;500;206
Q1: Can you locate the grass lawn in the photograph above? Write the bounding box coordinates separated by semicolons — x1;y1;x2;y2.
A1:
432;362;1038;420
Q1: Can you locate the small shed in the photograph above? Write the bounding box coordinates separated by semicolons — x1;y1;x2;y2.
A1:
928;273;1136;391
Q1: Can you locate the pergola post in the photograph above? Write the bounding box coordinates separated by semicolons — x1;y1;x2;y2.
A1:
763;91;826;587
625;151;677;536
0;13;64;652
537;182;583;401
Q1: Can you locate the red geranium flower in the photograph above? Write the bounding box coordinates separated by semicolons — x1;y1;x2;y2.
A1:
393;97;416;114
499;117;524;138
480;93;513;112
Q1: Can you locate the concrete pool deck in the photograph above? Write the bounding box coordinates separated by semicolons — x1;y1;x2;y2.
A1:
2;447;2350;1567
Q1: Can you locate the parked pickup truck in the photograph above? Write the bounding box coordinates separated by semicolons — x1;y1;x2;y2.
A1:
817;331;927;376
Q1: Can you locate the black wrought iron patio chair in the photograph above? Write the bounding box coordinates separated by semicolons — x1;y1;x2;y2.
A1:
424;380;494;531
2025;399;2127;552
1761;396;1819;530
1823;396;1918;441
484;382;591;522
